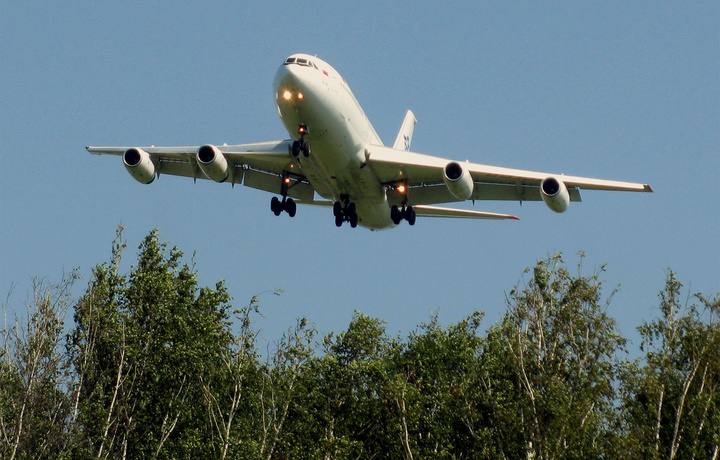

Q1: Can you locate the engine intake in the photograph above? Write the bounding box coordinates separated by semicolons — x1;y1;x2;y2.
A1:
540;177;570;213
123;148;155;184
196;145;229;182
443;161;474;200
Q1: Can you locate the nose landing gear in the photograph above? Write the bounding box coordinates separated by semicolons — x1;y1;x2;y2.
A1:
291;125;311;157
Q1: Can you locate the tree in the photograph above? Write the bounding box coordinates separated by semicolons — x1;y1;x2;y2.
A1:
68;228;236;459
489;254;626;460
0;273;78;459
258;316;315;460
619;272;720;459
393;312;487;458
274;312;398;459
200;293;265;459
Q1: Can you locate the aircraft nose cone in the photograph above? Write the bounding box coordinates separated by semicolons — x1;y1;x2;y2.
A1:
274;63;300;88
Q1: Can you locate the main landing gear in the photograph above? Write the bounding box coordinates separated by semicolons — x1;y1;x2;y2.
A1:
291;125;311;157
271;196;296;217
391;205;416;226
334;195;359;228
270;171;297;217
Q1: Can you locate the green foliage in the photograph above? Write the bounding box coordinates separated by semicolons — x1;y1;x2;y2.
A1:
619;272;720;460
1;272;78;460
2;233;718;459
492;254;627;459
68;228;235;459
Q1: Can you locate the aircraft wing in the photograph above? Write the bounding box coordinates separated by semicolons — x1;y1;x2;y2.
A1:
86;141;317;202
365;145;652;206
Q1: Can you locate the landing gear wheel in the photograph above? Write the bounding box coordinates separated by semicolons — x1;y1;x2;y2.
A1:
406;206;416;226
291;141;301;157
284;198;297;217
271;196;282;216
333;198;359;228
347;202;358;227
391;205;402;225
302;142;311;157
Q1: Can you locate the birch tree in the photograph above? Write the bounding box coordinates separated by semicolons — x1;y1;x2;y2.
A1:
619;272;720;459
69;228;235;459
0;272;78;459
493;254;625;460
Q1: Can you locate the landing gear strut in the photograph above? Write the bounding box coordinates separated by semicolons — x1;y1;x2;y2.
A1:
334;195;358;228
391;205;416;226
291;125;311;157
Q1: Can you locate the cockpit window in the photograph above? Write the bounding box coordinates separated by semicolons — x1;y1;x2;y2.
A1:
284;57;317;68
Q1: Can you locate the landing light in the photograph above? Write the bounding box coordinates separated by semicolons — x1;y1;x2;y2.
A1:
396;184;406;194
284;177;291;184
282;91;292;101
297;92;304;100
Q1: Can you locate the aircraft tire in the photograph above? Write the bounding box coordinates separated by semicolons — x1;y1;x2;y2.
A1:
271;196;282;216
285;198;297;217
407;206;416;226
391;206;402;225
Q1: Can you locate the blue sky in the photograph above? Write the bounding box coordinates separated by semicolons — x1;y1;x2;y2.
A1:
2;2;718;349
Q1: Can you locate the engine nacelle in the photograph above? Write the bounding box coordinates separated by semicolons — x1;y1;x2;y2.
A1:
540;177;570;213
196;144;229;182
443;161;474;200
123;148;155;184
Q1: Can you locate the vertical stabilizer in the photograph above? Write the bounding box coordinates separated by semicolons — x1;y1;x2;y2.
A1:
392;110;417;151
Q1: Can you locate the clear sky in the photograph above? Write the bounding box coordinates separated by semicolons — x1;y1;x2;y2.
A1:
2;2;718;349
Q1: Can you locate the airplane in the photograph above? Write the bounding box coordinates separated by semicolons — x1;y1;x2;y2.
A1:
87;53;652;230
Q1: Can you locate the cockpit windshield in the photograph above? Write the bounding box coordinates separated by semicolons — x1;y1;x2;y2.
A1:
284;56;318;69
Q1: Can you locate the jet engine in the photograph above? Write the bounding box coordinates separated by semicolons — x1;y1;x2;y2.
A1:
123;148;155;184
540;177;570;213
196;145;229;182
443;161;474;200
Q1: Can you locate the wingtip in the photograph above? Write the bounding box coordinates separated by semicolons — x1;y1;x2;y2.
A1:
645;184;654;193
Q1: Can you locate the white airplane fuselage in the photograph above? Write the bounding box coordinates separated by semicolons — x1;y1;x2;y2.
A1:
273;54;394;229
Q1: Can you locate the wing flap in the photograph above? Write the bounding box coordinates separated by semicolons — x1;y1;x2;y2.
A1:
243;169;315;202
413;205;519;220
387;183;581;207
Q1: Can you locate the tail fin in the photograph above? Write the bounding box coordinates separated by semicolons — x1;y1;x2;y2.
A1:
392;110;417;151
